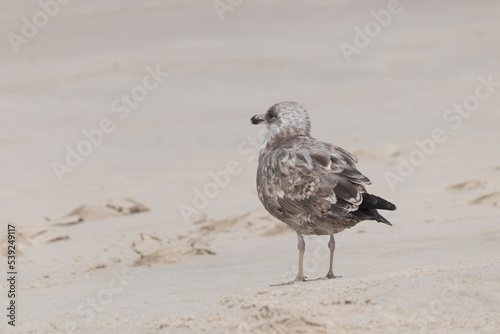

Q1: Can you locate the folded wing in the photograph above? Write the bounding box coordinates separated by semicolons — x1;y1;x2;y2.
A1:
258;139;375;220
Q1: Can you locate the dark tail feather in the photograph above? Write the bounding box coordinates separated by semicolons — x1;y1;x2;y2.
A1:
359;194;396;211
369;209;392;226
351;193;396;225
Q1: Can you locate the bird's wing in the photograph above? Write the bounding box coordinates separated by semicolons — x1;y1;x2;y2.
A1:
259;140;371;218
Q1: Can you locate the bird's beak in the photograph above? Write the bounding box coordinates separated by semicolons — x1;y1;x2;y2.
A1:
251;114;266;125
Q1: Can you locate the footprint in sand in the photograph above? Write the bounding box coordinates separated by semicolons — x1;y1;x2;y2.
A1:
132;232;215;266
469;192;500;208
447;179;495;191
47;197;150;225
0;228;69;256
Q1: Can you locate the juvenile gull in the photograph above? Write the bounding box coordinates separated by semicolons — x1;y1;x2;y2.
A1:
251;101;396;285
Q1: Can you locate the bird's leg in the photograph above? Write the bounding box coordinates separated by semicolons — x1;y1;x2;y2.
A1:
296;232;306;281
271;233;308;286
324;234;340;279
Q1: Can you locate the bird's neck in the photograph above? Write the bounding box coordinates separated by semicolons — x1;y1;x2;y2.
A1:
261;132;279;152
261;128;309;152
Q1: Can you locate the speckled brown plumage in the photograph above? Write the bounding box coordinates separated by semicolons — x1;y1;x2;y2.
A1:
251;101;396;285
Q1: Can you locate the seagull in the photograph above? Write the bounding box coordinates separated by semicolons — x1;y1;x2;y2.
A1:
251;101;396;285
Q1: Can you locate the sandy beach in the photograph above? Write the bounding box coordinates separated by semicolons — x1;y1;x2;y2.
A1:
1;0;499;333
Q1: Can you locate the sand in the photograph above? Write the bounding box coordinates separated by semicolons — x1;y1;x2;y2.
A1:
1;0;499;333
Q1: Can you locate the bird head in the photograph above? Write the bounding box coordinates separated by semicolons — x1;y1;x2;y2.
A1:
251;102;311;143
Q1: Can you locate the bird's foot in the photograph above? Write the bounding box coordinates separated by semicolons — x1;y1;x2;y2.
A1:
322;272;341;280
271;275;317;287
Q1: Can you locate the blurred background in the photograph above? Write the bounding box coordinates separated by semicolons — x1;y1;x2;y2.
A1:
1;0;499;333
1;0;499;223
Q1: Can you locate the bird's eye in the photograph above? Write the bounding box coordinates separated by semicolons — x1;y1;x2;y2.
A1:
267;111;276;119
